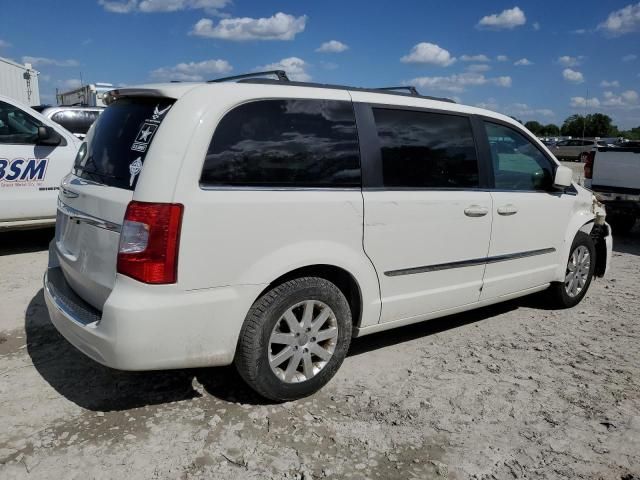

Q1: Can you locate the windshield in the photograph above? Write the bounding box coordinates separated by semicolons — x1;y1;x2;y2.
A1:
73;97;174;190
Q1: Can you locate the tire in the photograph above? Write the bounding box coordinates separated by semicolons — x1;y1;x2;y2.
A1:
608;215;636;235
235;277;352;401
547;232;596;308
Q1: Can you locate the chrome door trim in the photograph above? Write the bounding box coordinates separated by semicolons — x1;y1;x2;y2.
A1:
385;247;556;277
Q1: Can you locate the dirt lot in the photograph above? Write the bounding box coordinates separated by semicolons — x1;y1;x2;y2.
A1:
1;176;640;479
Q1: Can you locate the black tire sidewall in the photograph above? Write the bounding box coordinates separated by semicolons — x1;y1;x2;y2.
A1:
237;278;352;401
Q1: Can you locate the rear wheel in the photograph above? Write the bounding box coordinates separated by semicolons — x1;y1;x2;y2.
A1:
235;277;352;401
548;232;595;308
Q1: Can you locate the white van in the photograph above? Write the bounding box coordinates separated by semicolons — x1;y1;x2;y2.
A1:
1;95;80;230
44;72;612;401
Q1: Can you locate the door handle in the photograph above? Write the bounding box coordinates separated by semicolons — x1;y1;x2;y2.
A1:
497;204;518;216
464;205;489;217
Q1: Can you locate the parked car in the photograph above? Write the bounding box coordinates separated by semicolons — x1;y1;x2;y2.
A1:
0;94;80;230
44;71;613;401
39;106;103;140
552;139;608;161
583;144;640;233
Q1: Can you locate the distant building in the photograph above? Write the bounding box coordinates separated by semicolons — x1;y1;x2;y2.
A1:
0;56;40;105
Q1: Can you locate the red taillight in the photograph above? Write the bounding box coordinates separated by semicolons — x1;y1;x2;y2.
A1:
584;151;595;179
117;201;183;284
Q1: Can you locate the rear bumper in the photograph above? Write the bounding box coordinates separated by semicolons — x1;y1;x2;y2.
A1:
44;247;266;371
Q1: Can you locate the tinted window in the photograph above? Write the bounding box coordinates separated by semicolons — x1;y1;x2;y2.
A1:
373;108;479;188
51;110;101;135
73;98;174;190
485;122;554;191
0;101;42;144
201;100;360;188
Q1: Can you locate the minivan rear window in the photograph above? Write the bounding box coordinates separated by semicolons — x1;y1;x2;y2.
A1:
73;98;174;190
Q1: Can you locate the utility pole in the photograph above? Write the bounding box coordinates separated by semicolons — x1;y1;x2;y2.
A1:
582;88;589;140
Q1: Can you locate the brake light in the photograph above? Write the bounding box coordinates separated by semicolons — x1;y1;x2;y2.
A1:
584;151;595;179
117;201;183;284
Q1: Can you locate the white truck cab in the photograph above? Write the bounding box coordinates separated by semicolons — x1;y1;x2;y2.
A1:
0;94;80;230
43;72;612;401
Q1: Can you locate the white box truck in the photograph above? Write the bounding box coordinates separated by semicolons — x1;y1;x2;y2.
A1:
56;83;113;107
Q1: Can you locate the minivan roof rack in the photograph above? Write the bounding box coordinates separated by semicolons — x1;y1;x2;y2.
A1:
235;78;456;103
374;86;419;96
208;70;290;83
204;70;455;103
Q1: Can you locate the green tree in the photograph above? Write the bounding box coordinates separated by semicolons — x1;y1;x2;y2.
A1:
524;120;544;135
618;126;640;140
561;113;618;137
542;123;560;136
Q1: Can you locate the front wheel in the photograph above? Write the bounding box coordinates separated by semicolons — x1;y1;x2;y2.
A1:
547;232;596;308
235;277;352;401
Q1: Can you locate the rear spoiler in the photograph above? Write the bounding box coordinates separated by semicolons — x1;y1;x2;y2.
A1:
103;84;199;105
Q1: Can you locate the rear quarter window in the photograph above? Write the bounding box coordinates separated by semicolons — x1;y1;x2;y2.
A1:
200;99;361;188
73;98;173;190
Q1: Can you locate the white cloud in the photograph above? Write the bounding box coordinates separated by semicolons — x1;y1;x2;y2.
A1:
623;53;638;62
316;40;348;53
563;68;584;83
508;103;554;117
475;99;554;118
98;0;137;13
477;6;526;30
600;80;620;88
557;55;584;67
256;57;310;81
496;55;509;62
466;64;491;72
533;22;541;30
400;42;456;66
0;39;11;48
190;12;307;41
460;54;490;62
99;0;230;14
570;96;600;108
514;58;533;66
150;58;232;81
571;28;588;34
598;2;640;36
408;73;511;93
602;90;640;106
22;56;79;67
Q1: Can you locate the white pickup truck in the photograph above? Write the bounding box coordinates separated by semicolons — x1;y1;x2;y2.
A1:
0;94;80;230
583;144;640;233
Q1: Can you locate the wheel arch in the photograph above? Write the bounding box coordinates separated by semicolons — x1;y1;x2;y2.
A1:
554;214;597;282
254;264;365;330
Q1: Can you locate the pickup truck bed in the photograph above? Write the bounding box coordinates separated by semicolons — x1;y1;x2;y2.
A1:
585;147;640;233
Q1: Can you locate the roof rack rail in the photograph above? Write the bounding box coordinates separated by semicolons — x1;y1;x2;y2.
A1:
208;70;289;83
375;86;419;96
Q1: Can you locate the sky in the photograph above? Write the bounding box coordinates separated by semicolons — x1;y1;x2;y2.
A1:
0;0;639;128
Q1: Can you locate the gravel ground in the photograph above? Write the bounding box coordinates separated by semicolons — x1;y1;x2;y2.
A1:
1;171;639;479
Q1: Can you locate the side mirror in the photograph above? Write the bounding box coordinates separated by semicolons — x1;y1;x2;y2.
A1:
553;165;573;188
36;125;61;146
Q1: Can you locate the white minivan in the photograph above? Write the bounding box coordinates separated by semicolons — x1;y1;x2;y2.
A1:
44;72;612;401
0;95;80;230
